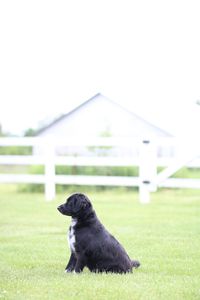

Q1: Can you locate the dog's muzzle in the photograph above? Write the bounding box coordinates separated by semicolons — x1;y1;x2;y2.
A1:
57;205;64;214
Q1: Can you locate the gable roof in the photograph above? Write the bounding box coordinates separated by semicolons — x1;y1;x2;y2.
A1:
36;93;173;136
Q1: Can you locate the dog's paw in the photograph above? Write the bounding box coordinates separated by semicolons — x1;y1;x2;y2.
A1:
65;268;73;273
132;260;141;269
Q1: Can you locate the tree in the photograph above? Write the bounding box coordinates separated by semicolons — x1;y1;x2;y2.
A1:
24;128;37;137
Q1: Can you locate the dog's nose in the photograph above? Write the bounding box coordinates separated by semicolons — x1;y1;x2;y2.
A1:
57;205;63;212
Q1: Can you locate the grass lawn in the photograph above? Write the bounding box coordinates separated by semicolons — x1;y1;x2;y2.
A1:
0;185;200;300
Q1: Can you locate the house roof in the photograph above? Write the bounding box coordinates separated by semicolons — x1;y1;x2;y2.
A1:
35;93;173;136
125;99;200;137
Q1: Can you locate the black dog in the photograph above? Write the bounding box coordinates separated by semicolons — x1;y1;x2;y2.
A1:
57;193;140;273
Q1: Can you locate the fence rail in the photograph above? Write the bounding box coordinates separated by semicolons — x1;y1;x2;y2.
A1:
0;137;200;203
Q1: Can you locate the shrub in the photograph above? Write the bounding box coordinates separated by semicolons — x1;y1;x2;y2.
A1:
0;146;32;155
18;165;139;193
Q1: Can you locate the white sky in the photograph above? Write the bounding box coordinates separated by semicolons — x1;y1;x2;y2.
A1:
0;0;200;135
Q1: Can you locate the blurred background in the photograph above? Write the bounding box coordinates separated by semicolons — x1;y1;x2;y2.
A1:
0;0;200;200
0;0;200;136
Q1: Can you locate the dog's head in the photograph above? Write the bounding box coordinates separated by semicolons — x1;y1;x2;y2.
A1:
57;193;92;218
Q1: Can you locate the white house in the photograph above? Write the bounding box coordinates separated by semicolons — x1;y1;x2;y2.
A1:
34;93;173;156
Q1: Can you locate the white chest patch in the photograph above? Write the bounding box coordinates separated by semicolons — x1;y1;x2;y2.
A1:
68;218;77;253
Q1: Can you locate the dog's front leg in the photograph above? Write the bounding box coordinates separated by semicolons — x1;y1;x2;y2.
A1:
65;253;77;273
74;255;86;273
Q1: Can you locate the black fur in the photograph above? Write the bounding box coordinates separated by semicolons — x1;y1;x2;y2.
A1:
57;193;140;273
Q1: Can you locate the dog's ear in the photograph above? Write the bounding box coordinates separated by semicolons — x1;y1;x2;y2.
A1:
77;193;92;209
82;199;91;209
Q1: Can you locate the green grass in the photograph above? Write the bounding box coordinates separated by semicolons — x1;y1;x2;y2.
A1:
0;185;200;299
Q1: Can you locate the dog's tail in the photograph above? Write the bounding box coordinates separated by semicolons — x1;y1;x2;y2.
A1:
131;259;140;269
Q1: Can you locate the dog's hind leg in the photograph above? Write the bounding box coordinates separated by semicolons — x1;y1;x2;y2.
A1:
65;253;77;273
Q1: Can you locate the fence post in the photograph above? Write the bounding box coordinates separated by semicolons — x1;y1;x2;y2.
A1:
44;142;55;201
139;139;157;203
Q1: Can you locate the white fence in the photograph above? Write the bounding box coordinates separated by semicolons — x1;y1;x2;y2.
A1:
0;137;200;203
